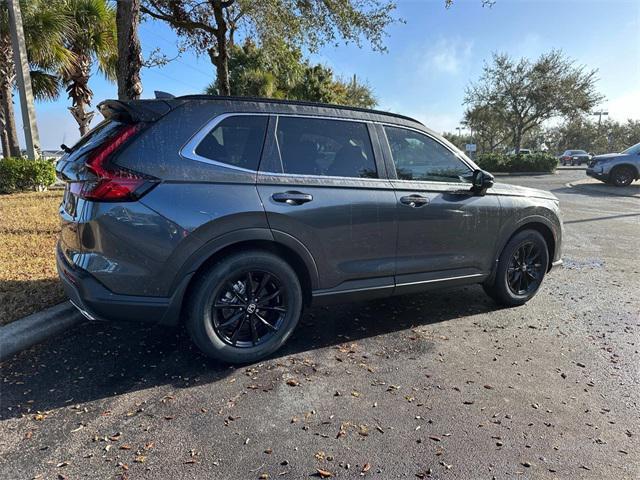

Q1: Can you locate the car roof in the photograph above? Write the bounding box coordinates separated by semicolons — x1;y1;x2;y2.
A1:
175;95;428;130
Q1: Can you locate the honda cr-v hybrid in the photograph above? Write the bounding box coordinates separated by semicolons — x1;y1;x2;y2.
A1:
56;96;563;363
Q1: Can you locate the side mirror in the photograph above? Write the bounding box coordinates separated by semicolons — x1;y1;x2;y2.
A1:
471;169;494;196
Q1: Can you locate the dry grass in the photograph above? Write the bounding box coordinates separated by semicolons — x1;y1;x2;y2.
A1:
0;190;65;325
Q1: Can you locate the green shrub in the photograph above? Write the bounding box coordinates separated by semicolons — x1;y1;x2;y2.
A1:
476;152;557;173
0;157;57;193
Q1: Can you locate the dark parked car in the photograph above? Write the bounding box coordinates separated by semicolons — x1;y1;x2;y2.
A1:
560;150;591;166
56;96;563;363
587;142;640;186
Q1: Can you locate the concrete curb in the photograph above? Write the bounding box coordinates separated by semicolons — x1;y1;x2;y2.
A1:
0;302;85;362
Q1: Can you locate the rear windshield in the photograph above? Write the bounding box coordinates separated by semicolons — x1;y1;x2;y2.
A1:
64;120;124;161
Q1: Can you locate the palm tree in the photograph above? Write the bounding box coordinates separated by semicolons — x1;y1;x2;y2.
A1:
0;0;71;158
116;0;142;100
59;0;116;136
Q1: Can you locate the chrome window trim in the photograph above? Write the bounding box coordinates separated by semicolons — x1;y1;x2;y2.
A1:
179;112;270;173
179;110;469;181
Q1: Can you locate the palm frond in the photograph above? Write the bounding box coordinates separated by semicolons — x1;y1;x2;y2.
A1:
29;69;63;101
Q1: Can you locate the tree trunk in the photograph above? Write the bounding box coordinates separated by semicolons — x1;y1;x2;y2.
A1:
0;35;20;157
513;126;523;154
211;2;230;95
66;54;95;136
0;125;9;158
116;0;143;100
0;81;20;157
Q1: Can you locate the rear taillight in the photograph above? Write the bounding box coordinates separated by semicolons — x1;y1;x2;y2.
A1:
76;123;157;202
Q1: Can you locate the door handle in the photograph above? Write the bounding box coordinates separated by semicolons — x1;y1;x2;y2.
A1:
400;194;429;208
272;191;313;205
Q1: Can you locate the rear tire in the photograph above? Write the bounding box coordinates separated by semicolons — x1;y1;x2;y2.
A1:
483;230;549;307
186;250;303;364
610;165;635;187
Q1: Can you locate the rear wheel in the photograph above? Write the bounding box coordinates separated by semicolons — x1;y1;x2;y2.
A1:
610;165;635;187
483;230;549;307
186;250;303;364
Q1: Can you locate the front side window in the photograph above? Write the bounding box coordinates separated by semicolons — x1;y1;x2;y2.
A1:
194;115;268;171
384;126;472;183
276;116;377;178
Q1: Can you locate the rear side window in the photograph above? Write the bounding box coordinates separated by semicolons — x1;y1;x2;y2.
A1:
195;115;268;171
384;126;471;183
276;116;377;178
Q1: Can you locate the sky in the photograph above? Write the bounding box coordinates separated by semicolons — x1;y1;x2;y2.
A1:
14;0;640;150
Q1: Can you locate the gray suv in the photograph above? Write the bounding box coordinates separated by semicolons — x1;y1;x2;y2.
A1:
56;96;563;363
587;142;640;186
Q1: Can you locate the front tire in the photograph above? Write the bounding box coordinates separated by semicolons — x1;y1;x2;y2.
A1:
186;250;303;364
610;165;635;187
483;230;549;307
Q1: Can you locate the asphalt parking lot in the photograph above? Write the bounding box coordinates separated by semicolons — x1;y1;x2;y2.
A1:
1;169;638;479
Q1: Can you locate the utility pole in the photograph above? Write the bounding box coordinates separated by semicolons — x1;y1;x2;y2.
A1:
592;110;608;127
7;0;40;159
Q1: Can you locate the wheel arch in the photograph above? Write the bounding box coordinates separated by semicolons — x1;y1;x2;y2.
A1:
610;163;640;179
490;218;558;283
171;230;319;326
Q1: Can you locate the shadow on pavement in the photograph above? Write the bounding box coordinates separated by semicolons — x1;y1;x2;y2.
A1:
552;181;640;199
0;284;496;420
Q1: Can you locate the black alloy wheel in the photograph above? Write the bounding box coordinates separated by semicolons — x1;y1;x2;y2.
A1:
186;250;303;364
506;241;543;296
212;271;287;348
611;166;634;187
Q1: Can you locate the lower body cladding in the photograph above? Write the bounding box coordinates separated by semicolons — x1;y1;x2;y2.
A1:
58;243;563;325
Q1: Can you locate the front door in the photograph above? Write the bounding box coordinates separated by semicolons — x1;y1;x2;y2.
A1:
379;125;502;292
257;115;397;297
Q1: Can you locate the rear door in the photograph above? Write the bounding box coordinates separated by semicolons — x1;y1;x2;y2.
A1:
257;115;397;296
379;124;502;292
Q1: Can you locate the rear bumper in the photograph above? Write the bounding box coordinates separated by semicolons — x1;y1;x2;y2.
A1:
56;244;189;326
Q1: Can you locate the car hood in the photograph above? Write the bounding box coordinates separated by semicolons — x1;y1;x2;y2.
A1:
490;182;558;201
593;153;623;161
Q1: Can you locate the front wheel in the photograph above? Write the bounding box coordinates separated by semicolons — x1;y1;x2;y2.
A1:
186;250;303;364
610;165;635;187
483;230;549;307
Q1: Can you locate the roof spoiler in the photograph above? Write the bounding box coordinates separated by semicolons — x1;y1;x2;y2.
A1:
154;90;175;99
97;99;175;123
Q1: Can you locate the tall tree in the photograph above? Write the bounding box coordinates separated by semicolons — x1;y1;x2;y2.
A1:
59;0;117;136
464;50;603;153
141;0;398;96
116;0;142;100
0;13;20;157
0;0;70;158
204;40;376;108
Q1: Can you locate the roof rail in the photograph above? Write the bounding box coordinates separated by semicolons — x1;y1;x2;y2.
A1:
175;94;423;126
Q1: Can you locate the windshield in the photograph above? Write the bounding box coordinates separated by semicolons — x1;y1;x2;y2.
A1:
571;150;586;155
621;142;640;155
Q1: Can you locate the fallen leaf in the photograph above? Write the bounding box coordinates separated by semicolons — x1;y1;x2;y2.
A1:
316;468;334;478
